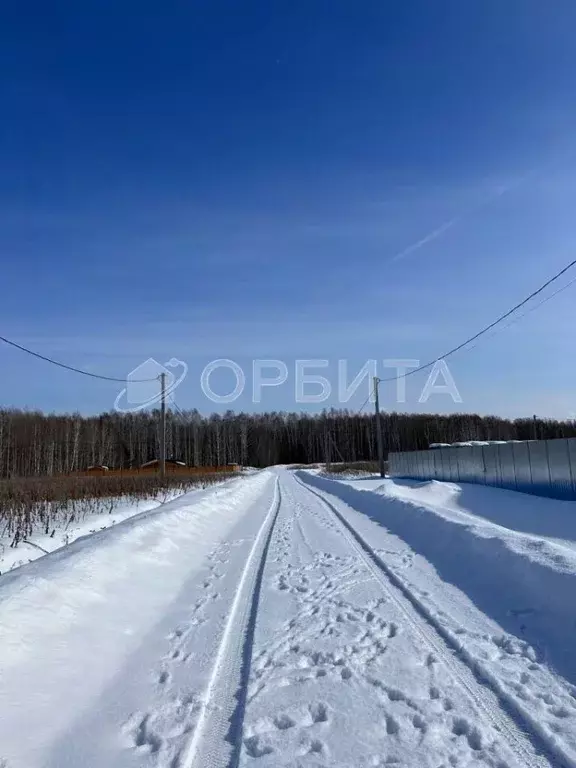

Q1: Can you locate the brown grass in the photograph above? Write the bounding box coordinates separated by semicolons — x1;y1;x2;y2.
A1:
323;461;386;476
0;472;237;550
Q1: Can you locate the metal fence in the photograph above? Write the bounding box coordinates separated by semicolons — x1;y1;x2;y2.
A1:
388;438;576;500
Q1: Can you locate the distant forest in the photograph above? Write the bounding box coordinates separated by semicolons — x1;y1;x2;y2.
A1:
1;407;575;478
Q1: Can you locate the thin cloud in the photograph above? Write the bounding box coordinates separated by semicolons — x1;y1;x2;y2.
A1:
388;167;541;264
390;217;459;263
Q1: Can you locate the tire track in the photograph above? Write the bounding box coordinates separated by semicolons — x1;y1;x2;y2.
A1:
178;477;282;768
295;474;564;768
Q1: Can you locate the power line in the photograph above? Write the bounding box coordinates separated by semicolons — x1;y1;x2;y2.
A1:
377;256;576;384
358;390;374;413
4;256;576;392
326;431;345;463
168;396;189;421
460;275;576;355
0;334;157;382
356;260;576;413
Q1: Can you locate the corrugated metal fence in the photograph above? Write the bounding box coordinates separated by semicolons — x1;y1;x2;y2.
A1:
388;438;576;500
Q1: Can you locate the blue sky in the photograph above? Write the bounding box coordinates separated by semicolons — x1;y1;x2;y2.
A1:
1;0;576;418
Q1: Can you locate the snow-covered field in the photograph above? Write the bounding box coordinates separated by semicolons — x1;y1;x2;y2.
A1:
1;468;576;768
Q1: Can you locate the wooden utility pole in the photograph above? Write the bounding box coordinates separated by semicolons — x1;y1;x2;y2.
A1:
324;427;331;473
374;376;385;478
159;373;167;480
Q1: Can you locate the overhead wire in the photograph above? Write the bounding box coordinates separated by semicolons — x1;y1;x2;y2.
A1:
354;259;576;412
0;334;158;382
167;395;190;422
376;256;576;384
3;257;576;393
457;274;576;356
358;391;374;413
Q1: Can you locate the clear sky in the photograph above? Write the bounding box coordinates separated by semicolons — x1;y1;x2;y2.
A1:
1;0;576;418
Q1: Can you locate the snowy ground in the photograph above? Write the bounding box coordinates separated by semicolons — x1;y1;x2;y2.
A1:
1;468;576;768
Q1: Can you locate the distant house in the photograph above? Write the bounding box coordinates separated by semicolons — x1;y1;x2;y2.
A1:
72;460;240;478
138;460;240;474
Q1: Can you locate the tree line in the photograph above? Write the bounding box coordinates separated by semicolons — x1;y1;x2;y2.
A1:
1;407;574;478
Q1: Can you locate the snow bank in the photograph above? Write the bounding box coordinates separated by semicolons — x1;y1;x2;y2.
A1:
301;472;576;685
0;471;274;768
0;492;185;575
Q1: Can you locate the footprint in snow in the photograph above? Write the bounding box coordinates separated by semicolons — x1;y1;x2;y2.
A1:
123;713;163;755
244;735;274;758
452;717;483;750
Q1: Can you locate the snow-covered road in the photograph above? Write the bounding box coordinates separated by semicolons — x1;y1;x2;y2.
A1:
1;469;576;768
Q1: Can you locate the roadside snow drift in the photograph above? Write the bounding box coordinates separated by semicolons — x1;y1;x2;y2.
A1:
0;471;276;768
302;473;576;685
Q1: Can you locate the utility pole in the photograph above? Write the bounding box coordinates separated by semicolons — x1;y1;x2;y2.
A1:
159;373;167;480
324;427;331;473
373;376;385;478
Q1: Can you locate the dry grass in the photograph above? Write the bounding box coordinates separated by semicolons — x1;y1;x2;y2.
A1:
323;460;386;476
0;472;236;549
